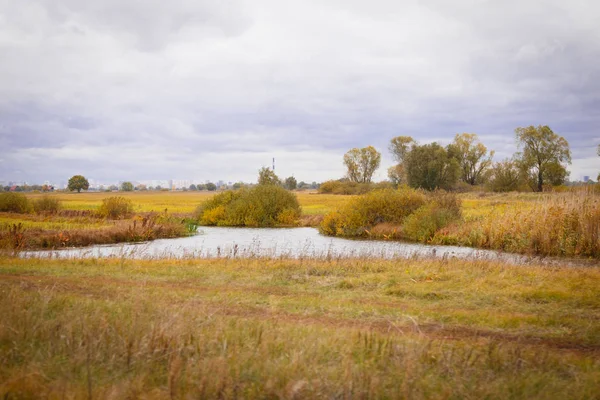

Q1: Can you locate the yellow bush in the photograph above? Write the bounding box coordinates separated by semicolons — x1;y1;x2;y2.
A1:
97;197;134;219
319;187;427;237
197;185;301;227
201;205;226;226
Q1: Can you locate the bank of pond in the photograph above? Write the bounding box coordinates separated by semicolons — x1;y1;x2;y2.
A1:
1;187;600;260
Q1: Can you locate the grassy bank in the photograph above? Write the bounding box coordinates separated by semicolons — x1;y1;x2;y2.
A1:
1;255;599;398
321;189;600;258
0;212;191;251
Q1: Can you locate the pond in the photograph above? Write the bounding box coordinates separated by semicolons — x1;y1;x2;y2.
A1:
23;226;539;264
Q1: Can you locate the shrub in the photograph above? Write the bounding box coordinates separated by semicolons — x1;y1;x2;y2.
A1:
32;195;61;214
403;191;462;242
97;197;134;219
403;204;460;242
0;192;31;213
319;187;427;237
196;185;301;227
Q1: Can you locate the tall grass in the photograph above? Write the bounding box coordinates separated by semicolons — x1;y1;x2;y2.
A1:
0;256;599;398
434;190;600;257
0;214;189;250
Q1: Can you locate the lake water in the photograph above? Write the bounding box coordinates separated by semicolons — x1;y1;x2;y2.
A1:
24;226;538;264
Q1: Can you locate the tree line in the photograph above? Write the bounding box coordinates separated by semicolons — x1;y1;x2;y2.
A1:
343;125;578;192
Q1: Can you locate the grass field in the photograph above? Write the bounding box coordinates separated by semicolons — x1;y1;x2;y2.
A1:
22;189;543;217
1;255;599;398
24;190;349;216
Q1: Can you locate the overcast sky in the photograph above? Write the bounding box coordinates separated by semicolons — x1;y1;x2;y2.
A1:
1;0;598;184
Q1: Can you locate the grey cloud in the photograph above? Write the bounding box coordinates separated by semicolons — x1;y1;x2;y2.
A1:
0;0;599;184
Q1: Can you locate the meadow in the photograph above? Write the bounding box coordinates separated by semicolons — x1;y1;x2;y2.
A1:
23;190;348;216
1;255;599;399
1;189;599;398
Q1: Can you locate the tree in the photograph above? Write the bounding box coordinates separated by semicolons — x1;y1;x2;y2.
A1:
515;125;571;192
487;159;522;192
189;184;197;191
284;176;297;190
258;167;280;185
447;133;494;185
206;182;217;191
404;143;459;190
120;181;134;192
343;146;381;183
388;136;415;185
67;175;89;193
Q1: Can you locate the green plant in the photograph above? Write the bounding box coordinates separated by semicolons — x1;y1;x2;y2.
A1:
32;195;61;214
319;187;427;237
197;185;301;227
97;197;134;219
0;192;31;213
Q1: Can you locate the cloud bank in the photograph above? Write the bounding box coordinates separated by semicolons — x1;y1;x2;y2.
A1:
1;0;599;184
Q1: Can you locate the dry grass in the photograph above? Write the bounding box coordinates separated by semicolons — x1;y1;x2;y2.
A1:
436;190;600;257
0;255;599;398
0;214;189;250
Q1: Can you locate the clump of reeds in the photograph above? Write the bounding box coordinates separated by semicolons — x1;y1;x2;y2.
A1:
434;189;600;257
0;214;188;250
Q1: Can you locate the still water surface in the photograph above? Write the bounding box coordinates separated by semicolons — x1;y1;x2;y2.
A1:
25;227;535;263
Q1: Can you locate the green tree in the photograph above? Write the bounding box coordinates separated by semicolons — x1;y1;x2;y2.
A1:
206;182;217;191
404;143;459;190
120;181;134;192
447;133;494;185
67;175;89;193
515;125;571;192
189;184;197;191
487;159;522;192
388;136;415;184
284;176;297;190
387;165;403;185
258;167;280;185
343;146;381;183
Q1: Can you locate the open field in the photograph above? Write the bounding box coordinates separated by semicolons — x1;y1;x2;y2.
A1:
1;255;599;398
22;190;557;217
23;190;350;216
